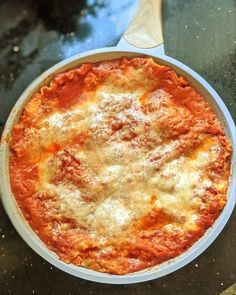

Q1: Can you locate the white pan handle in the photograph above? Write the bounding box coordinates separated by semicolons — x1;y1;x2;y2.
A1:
123;0;163;49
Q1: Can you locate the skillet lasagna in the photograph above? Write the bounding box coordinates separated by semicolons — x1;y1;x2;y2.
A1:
9;57;232;274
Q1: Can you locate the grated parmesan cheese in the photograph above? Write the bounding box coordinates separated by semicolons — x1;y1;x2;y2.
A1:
36;75;221;239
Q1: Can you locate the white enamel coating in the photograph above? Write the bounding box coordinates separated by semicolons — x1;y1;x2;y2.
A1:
0;38;235;284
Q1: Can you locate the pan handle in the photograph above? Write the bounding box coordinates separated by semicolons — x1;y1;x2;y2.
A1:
123;0;163;49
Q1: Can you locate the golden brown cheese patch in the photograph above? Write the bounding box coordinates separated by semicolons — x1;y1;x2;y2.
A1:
9;57;232;274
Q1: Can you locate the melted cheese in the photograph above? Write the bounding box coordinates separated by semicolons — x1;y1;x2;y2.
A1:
37;82;220;240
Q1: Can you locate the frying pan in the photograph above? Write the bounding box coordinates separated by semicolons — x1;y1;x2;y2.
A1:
0;0;235;284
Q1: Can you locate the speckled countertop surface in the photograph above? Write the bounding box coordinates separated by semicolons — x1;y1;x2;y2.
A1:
0;0;235;294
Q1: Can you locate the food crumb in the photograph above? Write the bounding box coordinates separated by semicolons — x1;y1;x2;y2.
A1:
1;234;5;238
195;264;199;267
220;282;224;286
12;46;20;53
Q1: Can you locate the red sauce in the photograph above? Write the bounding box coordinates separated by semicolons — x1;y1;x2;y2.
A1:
136;208;174;231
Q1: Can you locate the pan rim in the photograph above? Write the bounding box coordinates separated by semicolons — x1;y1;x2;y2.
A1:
0;47;235;284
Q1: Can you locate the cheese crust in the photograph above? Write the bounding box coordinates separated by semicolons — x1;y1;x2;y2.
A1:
9;57;232;274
